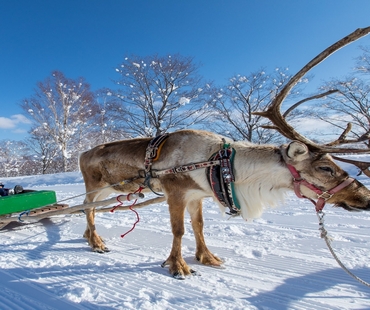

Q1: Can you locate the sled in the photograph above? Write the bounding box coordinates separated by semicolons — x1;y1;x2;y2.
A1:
0;190;59;216
0;189;163;230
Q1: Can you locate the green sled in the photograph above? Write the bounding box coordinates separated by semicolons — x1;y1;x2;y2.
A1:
0;190;57;216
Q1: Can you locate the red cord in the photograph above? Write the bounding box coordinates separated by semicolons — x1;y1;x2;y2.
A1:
109;187;143;238
110;196;124;213
120;205;140;238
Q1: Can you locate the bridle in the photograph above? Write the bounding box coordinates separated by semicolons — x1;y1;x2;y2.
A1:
286;164;355;211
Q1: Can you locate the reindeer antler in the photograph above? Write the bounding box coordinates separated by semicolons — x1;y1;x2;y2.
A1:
253;27;370;154
331;155;370;177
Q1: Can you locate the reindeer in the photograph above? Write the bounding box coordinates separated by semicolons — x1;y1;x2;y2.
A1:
79;27;370;279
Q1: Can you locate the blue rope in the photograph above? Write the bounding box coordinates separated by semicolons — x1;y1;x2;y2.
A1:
18;210;30;222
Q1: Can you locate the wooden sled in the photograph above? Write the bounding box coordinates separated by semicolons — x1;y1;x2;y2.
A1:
0;189;165;230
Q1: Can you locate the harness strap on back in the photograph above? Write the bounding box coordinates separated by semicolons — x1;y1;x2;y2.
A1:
143;134;169;195
144;134;169;174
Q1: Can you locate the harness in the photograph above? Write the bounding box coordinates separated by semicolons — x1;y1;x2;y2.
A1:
140;133;220;178
140;133;354;216
141;134;241;216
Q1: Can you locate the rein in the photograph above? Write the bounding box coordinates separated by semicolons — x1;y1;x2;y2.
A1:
317;210;370;288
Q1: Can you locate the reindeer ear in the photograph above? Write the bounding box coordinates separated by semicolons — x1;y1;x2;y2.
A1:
286;141;309;160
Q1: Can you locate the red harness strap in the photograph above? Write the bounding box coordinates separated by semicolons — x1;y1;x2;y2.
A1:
286;164;355;211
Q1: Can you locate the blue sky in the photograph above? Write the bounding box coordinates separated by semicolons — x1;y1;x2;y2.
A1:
1;0;370;140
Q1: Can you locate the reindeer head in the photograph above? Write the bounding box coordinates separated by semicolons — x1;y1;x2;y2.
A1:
254;27;370;212
280;141;370;211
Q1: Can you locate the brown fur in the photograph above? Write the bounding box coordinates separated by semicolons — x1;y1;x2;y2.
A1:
79;129;370;277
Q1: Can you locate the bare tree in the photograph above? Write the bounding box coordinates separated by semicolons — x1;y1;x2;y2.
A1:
210;68;306;143
92;88;131;144
113;54;212;137
0;140;29;177
21;71;99;172
356;46;370;73
26;127;60;174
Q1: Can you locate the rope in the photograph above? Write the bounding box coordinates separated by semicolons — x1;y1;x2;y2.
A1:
110;187;143;238
317;211;370;288
55;177;139;205
18;210;30;222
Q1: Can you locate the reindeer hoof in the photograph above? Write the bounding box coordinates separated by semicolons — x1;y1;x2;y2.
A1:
190;269;200;276
196;253;223;266
173;272;186;280
172;269;199;280
93;247;110;253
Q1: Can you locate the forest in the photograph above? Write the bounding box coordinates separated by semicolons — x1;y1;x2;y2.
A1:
1;47;370;177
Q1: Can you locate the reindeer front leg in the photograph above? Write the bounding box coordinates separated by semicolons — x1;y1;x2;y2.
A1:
161;198;193;279
83;207;109;253
187;200;223;266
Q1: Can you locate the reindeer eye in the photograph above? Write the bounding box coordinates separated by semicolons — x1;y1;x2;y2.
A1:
319;167;334;174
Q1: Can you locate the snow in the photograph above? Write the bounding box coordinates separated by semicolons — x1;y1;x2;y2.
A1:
179;97;190;105
1;159;370;309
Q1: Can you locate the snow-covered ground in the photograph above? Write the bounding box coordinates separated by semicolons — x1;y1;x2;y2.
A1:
1;158;370;309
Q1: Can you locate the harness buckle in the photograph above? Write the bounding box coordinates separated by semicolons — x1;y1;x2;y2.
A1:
317;192;333;200
187;164;197;171
293;177;303;183
138;169;158;178
174;166;185;173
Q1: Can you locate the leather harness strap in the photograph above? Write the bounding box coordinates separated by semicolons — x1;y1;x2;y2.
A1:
151;160;221;177
142;133;169;195
144;133;169;175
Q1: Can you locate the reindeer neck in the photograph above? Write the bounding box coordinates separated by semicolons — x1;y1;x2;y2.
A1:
231;142;291;187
